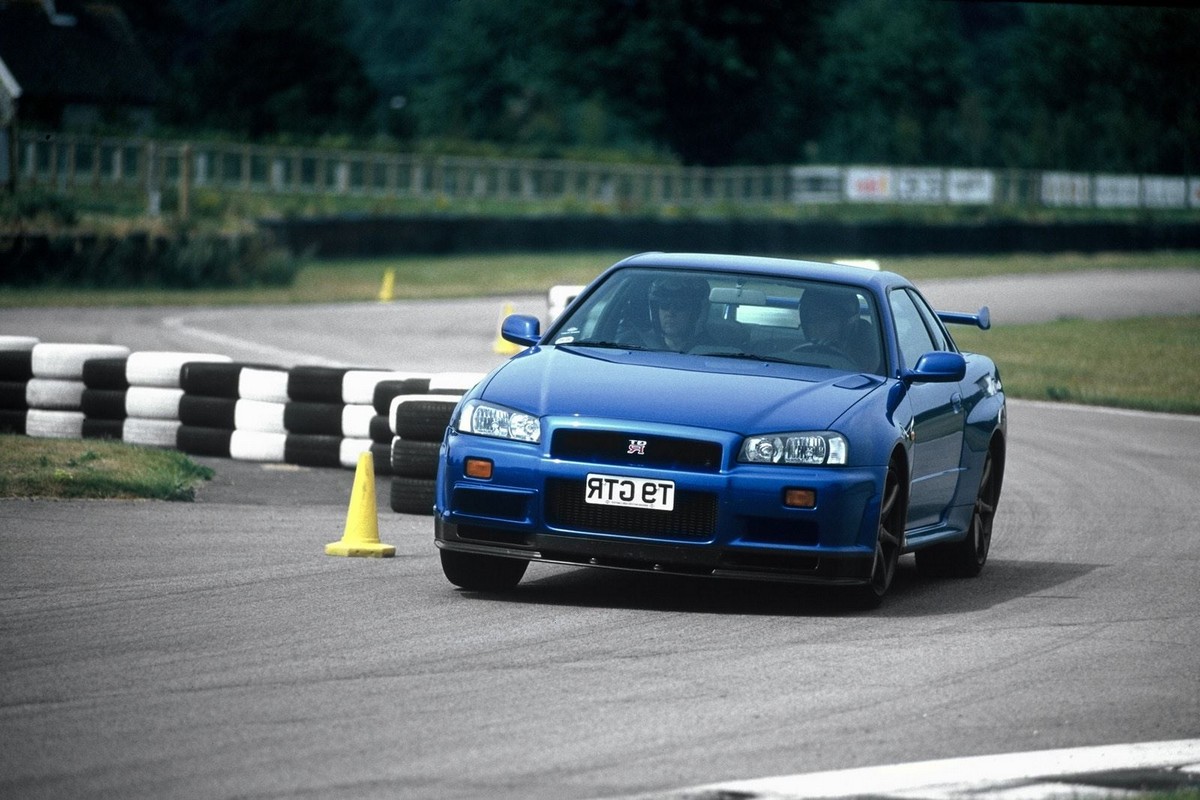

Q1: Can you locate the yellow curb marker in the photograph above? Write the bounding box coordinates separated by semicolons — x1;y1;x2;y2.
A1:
493;302;522;355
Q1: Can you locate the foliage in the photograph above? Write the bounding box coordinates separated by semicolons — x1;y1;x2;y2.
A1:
97;1;1200;171
0;229;300;289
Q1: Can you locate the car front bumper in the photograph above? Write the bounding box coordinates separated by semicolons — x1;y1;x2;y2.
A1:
434;423;887;586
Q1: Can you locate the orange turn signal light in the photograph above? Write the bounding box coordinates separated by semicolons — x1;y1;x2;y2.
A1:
784;488;816;508
465;458;493;479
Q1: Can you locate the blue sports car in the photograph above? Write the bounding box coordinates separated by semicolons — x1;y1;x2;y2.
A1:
434;253;1005;606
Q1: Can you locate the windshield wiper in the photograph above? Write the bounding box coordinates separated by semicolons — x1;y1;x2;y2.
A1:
561;339;651;351
707;351;798;364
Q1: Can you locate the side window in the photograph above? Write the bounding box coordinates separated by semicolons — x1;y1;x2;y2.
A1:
908;290;952;352
888;289;938;371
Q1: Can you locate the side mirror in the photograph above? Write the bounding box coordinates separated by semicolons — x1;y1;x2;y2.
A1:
904;351;966;384
501;314;541;348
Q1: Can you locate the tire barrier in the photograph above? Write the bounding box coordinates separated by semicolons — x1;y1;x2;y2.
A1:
0;337;37;435
2;332;486;514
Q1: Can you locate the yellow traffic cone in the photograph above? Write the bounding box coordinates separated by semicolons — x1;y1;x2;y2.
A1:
378;268;395;303
326;452;395;557
493;302;521;355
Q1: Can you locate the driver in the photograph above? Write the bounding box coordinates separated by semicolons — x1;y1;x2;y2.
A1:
648;275;711;351
798;287;859;357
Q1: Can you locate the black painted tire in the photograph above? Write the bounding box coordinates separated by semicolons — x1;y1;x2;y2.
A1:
389;477;436;515
391;439;441;479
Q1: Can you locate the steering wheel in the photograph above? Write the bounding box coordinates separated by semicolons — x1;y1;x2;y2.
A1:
792;342;857;371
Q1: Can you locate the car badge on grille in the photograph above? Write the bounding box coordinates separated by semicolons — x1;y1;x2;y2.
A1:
627;439;647;455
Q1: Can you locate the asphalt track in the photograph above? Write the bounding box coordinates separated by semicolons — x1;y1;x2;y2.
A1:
1;268;1199;799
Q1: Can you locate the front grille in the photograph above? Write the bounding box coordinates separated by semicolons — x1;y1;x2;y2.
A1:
544;478;717;539
551;429;722;472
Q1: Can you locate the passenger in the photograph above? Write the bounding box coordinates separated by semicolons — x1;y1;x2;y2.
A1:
647;275;712;351
797;287;876;370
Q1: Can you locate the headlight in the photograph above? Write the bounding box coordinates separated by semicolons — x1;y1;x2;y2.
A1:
456;399;541;443
738;432;848;466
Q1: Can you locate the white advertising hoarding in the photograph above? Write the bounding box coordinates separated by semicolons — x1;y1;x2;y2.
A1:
946;169;995;204
1094;175;1140;208
845;167;892;202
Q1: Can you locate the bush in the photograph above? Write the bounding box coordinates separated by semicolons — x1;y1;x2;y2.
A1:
0;229;301;289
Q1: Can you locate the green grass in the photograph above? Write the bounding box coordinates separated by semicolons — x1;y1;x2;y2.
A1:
1;250;1196;308
954;316;1200;415
0;436;214;501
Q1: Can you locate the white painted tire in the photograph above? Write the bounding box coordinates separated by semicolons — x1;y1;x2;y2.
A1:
0;335;38;351
124;387;185;420
232;399;286;433
229;430;287;462
25;378;86;410
340;403;376;438
339;437;373;469
341;370;414;405
122;417;181;448
427;371;485;395
237;367;290;403
26;409;85;439
126;351;232;388
31;343;131;379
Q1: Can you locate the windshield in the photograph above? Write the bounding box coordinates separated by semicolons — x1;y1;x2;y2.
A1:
549;267;885;374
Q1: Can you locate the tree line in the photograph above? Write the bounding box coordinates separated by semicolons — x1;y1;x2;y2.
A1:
116;0;1198;174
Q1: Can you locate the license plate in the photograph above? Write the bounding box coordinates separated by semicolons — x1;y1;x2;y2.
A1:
584;473;675;511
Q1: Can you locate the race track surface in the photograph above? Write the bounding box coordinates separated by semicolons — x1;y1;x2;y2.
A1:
1;269;1198;799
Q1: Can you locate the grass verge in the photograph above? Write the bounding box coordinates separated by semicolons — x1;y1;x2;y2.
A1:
953;316;1200;415
1;250;1196;308
0;435;214;501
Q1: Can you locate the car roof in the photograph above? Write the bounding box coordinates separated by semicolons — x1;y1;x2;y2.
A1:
611;252;910;292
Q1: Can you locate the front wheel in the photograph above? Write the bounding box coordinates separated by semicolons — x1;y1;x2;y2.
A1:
847;461;904;608
440;549;528;592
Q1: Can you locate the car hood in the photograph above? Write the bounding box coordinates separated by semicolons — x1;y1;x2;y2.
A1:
478;345;884;433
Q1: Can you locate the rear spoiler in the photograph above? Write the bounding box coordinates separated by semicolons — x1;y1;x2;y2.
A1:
937;306;991;330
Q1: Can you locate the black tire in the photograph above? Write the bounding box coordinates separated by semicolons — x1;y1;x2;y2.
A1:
179;395;237;428
286;366;350;403
0;380;30;410
177;425;234;457
283;402;344;435
80;389;127;420
81;357;129;390
389;477;437;515
391;439;441;479
393;398;456;441
0;351;34;381
284;434;343;467
916;447;1001;578
847;459;905;608
370;442;394;476
439;549;528;592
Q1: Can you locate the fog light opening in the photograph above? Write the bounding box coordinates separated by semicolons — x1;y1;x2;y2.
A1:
465;458;493;479
784;488;816;508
